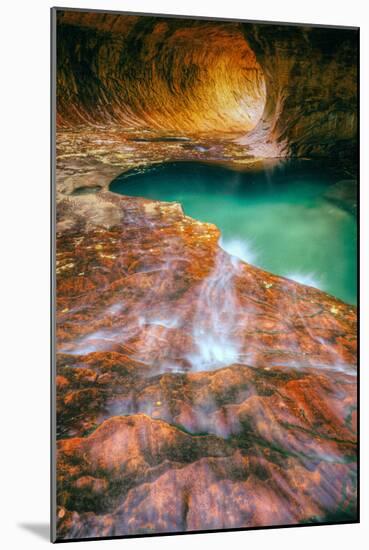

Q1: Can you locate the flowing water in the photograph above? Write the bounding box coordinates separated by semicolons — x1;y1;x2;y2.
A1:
110;160;357;305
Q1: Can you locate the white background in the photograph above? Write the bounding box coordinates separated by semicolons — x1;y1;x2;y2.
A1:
1;0;367;548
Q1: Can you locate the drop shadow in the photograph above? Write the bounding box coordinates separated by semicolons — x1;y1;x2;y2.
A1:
18;522;49;541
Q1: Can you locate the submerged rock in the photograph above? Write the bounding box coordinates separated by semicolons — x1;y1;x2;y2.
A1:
324;179;357;215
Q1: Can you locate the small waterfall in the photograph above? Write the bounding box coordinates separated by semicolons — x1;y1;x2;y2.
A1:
187;249;242;370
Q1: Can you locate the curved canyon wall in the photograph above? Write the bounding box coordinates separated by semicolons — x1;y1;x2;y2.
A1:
56;11;357;158
56;14;266;134
243;23;358;157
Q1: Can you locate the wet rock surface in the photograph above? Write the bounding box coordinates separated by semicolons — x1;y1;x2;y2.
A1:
55;192;357;539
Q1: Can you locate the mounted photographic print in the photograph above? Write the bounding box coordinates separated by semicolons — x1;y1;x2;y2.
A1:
51;7;359;542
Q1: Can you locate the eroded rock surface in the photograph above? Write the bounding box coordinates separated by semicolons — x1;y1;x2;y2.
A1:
55;192;357;539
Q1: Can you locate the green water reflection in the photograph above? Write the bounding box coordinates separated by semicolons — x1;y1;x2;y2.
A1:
110;160;357;305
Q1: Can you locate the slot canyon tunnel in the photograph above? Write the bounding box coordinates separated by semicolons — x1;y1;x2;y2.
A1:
54;10;358;541
56;11;357;159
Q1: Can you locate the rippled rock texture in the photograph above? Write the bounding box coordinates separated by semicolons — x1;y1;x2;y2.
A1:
54;9;357;542
55;193;357;539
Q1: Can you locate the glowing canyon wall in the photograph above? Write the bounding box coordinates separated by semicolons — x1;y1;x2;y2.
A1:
56;11;357;158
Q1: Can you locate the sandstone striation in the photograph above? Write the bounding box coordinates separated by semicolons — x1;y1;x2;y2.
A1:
56;11;357;159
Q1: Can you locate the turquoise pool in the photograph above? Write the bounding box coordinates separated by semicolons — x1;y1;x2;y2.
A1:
110;160;357;304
